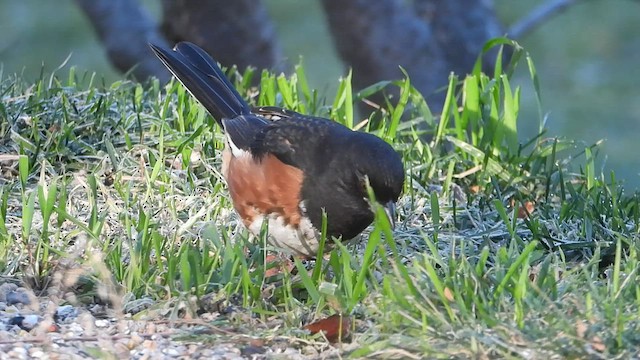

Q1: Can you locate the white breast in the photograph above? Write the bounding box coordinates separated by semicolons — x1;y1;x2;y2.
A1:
248;212;321;257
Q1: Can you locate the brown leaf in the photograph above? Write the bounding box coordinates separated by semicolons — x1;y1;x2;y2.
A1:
517;201;535;219
443;287;454;302
528;264;541;282
591;335;606;352
264;254;294;278
303;314;351;343
469;185;481;194
248;338;265;347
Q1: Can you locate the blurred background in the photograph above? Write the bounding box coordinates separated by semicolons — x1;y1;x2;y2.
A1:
1;0;638;188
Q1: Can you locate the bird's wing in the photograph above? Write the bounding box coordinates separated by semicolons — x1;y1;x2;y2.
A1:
221;115;269;152
250;115;349;169
255;107;344;128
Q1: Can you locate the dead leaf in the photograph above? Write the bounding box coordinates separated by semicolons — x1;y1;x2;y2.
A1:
248;338;265;347
303;314;351;343
469;185;481;194
528;264;541;282
443;287;454;302
591;335;606;352
517;201;535;219
264;254;294;278
0;154;21;162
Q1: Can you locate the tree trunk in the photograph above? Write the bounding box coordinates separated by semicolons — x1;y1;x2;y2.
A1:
321;0;505;109
320;0;448;106
75;0;171;82
160;0;282;72
415;0;505;75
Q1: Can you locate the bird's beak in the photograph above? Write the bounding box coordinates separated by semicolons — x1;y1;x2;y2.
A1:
383;201;397;229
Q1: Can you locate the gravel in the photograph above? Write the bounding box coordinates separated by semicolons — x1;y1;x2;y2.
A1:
0;281;341;359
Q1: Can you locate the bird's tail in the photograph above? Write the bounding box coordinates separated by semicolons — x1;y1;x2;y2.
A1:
149;42;251;123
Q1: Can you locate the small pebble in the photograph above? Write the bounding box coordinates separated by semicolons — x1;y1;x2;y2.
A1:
0;283;18;302
127;333;144;349
241;345;266;357
95;319;110;328
142;339;157;351
54;305;77;323
113;342;130;358
22;315;40;331
7;347;27;360
303;345;319;355
76;312;96;336
65;322;84;335
29;349;45;359
6;289;31;306
3;305;19;314
9;315;39;331
162;347;180;357
139;351;152;360
144;321;156;334
282;347;307;360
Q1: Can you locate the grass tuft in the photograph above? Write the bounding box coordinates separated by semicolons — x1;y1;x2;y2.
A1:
1;40;639;356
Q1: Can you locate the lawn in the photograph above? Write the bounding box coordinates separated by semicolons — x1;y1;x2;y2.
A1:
1;40;639;358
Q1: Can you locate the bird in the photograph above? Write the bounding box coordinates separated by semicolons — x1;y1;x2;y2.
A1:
149;42;404;258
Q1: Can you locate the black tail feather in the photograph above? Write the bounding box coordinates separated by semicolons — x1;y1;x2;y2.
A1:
149;42;250;124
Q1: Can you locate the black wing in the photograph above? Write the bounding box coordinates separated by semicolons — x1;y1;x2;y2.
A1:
255;106;344;127
250;114;352;169
221;115;269;152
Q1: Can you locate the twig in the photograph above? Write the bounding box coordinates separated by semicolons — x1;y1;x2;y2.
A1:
508;0;588;39
0;154;20;162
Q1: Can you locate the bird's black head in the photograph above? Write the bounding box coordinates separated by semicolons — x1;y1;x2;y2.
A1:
350;133;405;206
294;127;405;239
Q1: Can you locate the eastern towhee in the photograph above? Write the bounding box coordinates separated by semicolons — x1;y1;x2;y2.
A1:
149;42;404;257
